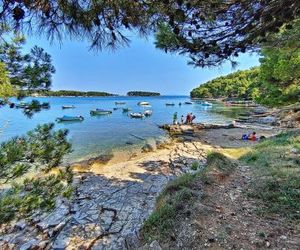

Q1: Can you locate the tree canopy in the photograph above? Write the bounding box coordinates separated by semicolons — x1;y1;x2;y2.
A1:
0;35;55;92
0;1;299;67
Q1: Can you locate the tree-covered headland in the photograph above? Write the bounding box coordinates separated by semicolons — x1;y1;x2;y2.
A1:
191;20;300;107
127;91;160;96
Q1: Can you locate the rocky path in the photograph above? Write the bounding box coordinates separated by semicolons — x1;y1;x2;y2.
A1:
0;141;210;250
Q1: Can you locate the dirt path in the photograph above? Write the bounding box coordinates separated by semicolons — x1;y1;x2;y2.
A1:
161;163;300;249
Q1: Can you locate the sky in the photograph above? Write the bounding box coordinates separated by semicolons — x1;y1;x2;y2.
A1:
24;35;260;95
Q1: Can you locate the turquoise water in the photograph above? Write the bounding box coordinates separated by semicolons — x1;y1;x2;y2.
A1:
0;96;230;162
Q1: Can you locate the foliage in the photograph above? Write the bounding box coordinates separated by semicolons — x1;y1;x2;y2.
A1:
256;21;300;106
190;68;260;100
0;123;73;223
0;1;299;67
190;21;300;106
0;169;73;223
0;62;16;99
0;35;55;91
38;90;116;97
127;91;160;96
240;131;300;221
0;123;71;183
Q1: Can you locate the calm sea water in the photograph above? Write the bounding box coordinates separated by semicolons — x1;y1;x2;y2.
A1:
0;96;231;162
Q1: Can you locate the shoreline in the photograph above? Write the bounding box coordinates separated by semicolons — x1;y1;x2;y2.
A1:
0;122;286;249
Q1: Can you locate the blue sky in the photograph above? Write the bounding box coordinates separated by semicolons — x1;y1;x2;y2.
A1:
25;35;260;95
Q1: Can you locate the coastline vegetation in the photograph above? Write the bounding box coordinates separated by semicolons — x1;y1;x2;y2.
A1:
191;21;300;107
29;90;117;97
127;91;160;96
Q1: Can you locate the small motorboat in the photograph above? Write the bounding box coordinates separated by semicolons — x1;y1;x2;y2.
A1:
122;107;132;112
62;105;75;109
166;103;175;106
90;109;112;115
184;101;193;104
137;101;150;106
113;107;119;110
16;102;28;108
202;101;212;106
144;110;153;116
56;115;84;122
130;112;145;118
115;102;126;105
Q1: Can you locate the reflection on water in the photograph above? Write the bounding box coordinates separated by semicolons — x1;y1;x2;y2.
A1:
0;96;231;162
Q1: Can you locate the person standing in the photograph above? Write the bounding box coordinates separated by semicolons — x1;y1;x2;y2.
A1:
181;115;184;124
173;112;178;124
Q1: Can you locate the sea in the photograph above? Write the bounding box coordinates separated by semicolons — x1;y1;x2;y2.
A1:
0;96;232;163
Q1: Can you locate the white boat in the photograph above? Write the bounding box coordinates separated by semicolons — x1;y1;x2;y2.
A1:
130;112;145;118
144;110;153;116
202;101;213;106
137;101;150;106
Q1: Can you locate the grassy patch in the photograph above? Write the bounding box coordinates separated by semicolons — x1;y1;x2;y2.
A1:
206;151;238;176
240;131;300;221
142;173;199;242
142;152;237;243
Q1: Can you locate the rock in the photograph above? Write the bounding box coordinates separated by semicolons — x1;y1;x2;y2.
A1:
14;220;26;230
125;232;141;249
258;116;276;124
149;240;162;250
20;239;38;250
142;139;157;153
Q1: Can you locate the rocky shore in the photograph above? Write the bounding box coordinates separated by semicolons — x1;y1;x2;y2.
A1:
0;123;283;249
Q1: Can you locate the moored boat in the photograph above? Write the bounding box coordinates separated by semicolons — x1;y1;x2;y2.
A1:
144;110;153;116
115;102;126;105
90;109;112;115
56;115;84;122
166;103;175;106
137;101;150;106
202;101;212;106
122;108;132;112
62;105;75;109
184;101;193;104
130;112;145;118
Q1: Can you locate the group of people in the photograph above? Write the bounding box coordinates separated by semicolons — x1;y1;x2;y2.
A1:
242;131;266;141
173;112;196;125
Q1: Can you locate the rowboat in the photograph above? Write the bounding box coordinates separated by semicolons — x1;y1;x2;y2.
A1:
184;101;193;104
56;115;84;122
62;105;75;109
144;110;153;116
137;101;150;106
122;108;132;112
115;102;126;105
90;109;112;115
166;103;175;106
130;112;145;118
